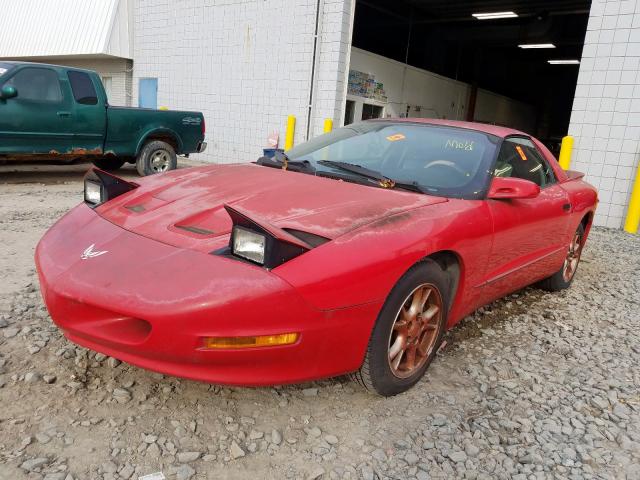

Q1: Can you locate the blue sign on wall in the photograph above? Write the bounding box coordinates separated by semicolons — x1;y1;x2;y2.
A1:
139;78;158;109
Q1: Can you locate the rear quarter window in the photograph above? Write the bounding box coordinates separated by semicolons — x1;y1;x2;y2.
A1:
68;71;98;105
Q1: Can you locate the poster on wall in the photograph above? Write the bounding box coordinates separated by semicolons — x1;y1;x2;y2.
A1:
348;70;387;102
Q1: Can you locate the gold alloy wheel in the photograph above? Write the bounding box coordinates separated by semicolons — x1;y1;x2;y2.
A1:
562;231;583;282
387;283;443;379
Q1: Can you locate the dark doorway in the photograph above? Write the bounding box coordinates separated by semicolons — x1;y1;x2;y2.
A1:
351;0;590;149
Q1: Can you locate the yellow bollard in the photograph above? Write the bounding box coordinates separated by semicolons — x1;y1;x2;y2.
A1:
558;135;574;170
323;118;333;133
284;115;296;151
624;165;640;234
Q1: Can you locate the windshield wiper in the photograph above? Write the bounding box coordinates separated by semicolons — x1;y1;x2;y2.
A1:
317;160;393;184
317;160;427;193
256;152;316;173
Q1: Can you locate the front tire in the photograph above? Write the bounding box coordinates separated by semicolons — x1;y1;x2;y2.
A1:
92;157;126;171
136;140;177;176
352;260;450;396
538;223;585;291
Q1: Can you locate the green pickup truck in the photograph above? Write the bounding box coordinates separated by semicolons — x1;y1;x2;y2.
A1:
0;61;206;175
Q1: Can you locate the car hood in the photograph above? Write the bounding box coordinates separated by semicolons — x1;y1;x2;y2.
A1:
97;164;448;253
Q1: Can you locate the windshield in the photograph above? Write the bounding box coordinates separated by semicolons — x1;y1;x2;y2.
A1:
286;121;501;198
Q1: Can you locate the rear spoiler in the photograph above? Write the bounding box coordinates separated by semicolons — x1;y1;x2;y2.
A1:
564;170;585;181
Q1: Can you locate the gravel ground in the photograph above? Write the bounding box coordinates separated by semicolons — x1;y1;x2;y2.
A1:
1;162;639;480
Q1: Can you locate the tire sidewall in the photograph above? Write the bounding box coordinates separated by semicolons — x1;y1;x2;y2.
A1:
541;223;585;291
368;260;450;396
137;141;177;176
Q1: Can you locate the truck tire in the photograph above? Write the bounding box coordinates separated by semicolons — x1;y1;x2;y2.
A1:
136;140;177;176
92;157;126;171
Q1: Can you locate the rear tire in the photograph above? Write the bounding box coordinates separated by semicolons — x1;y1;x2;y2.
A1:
136;140;177;176
351;260;450;396
538;223;585;291
92;157;125;171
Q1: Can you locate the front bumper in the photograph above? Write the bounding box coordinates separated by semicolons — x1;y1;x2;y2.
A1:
35;206;380;385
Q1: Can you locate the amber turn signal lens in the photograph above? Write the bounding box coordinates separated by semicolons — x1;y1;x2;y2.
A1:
203;333;299;349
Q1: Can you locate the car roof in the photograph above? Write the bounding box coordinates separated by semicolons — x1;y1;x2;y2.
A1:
370;117;529;139
0;60;95;75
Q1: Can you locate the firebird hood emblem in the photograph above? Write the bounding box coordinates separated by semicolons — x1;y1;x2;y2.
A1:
81;244;108;260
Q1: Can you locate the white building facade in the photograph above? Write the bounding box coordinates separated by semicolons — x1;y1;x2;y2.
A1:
132;0;355;164
568;0;640;228
0;0;134;106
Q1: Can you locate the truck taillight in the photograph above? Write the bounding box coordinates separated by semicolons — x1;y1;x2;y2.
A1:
201;117;206;136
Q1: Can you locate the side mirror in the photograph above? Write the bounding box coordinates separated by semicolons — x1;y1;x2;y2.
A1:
488;176;540;200
0;85;17;100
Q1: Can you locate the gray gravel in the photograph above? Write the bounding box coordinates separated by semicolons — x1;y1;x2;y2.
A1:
0;172;639;479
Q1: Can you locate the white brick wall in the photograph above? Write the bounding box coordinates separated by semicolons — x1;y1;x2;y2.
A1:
568;0;640;228
132;0;355;164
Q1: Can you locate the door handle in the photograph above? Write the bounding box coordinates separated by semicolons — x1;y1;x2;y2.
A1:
57;111;71;117
562;203;571;212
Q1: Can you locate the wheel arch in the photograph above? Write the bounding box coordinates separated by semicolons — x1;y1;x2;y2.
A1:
425;250;462;312
136;128;183;156
579;210;595;241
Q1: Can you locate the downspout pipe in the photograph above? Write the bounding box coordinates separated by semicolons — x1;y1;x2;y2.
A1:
306;0;321;140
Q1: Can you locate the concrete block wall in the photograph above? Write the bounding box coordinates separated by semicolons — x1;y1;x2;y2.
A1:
133;0;355;164
568;0;640;228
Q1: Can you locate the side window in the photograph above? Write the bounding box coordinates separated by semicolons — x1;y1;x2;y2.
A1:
68;71;98;105
494;137;555;187
3;67;62;103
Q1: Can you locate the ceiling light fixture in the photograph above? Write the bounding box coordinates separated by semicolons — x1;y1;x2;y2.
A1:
548;60;580;65
472;11;518;20
519;43;556;49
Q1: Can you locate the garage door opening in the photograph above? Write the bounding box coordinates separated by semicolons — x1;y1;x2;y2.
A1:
348;0;591;154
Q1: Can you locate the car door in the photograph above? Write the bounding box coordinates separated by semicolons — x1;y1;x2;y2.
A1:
0;66;73;155
67;70;106;153
481;136;572;301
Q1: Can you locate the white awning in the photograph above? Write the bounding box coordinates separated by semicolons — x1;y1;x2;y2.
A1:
0;0;132;60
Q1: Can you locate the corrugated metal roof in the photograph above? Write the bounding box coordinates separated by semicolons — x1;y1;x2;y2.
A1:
0;0;132;59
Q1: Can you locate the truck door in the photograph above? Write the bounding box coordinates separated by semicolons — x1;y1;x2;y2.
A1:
0;66;73;155
67;71;106;154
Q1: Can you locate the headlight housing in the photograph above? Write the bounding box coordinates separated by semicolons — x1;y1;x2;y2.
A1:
84;179;103;205
84;168;138;208
224;204;315;269
232;226;266;264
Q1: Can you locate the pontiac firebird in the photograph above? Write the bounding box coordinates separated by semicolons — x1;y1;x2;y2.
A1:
35;119;598;396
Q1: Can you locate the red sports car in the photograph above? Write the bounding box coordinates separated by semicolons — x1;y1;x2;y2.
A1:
35;119;597;396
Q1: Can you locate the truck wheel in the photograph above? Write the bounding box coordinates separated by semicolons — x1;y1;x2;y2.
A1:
136;140;177;176
92;157;126;171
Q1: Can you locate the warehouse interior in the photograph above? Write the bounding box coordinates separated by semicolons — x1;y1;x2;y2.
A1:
348;0;591;154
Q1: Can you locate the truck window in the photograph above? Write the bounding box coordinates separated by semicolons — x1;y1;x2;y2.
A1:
68;71;98;105
4;67;62;103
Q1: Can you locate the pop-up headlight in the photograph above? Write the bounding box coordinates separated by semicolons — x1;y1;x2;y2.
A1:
84;168;138;208
84;179;103;205
232;226;267;264
224;205;314;269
